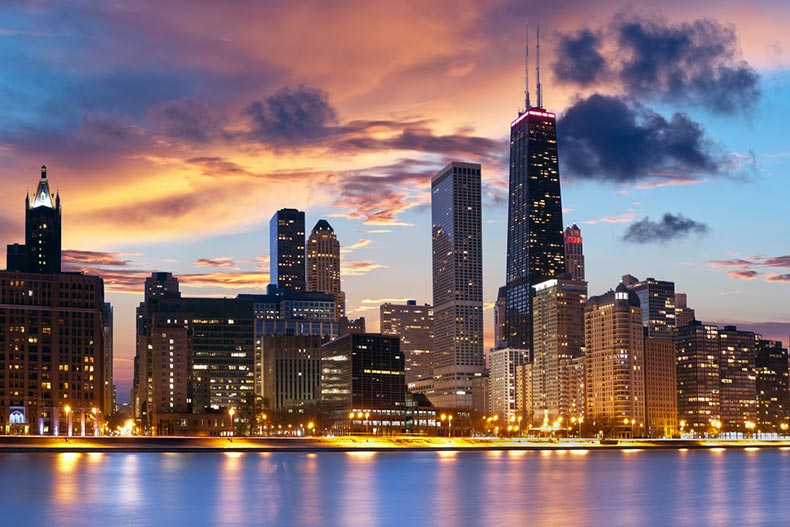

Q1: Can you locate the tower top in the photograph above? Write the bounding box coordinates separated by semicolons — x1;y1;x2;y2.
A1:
31;165;55;209
524;24;531;111
536;22;543;109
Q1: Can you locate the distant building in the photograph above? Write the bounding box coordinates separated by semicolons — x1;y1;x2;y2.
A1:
0;166;105;435
134;273;255;434
584;284;645;438
5;165;62;274
755;339;790;433
380;300;434;384
563;224;585;282
488;348;527;421
622;275;676;338
321;333;406;431
431;161;484;409
674;293;695;328
718;326;757;434
643;336;677;437
515;363;533;425
531;278;587;424
306;219;345;320
675;321;721;435
270;208;306;292
262;334;323;412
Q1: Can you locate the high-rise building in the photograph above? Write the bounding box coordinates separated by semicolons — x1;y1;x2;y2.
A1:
488;348;527;421
563;224;584;282
6;165;62;274
133;273;255;434
270;208;306;292
321;333;406;429
530;278;586;424
718;326;757;434
306;219;345;320
431;161;484;409
0;168;105;435
622;275;676;338
584;284;645;438
515;362;533;424
505;31;565;355
675;321;721;435
643;336;677;437
261;334;323;411
755;339;790;433
674;293;695;328
380;300;434;384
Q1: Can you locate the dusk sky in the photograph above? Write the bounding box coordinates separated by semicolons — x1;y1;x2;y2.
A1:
1;1;788;400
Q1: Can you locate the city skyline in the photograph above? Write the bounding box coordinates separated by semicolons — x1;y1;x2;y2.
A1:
0;2;789;400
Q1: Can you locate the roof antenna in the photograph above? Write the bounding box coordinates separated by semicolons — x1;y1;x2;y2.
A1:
536;22;543;109
524;23;531;111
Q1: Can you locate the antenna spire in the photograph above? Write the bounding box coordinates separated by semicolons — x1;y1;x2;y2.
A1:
536;22;543;109
524;23;531;110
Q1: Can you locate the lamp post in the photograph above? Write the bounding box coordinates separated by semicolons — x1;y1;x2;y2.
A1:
64;405;72;437
228;407;235;437
745;420;756;439
91;407;100;437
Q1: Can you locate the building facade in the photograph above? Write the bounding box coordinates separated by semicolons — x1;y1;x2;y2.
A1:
622;275;676;338
755;339;790;433
488;348;527;421
261;334;323;411
505;105;565;355
675;321;721;436
431;161;484;409
584;285;645;438
380;300;434;384
563;224;584;282
530;278;586;424
306;219;345;320
643;336;677;437
270;208;306;292
718;326;757;434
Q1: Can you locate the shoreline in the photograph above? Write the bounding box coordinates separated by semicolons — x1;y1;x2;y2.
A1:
0;436;788;453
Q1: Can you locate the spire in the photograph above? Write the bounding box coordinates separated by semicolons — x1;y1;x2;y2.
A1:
524;23;531;110
536;22;543;109
31;165;54;209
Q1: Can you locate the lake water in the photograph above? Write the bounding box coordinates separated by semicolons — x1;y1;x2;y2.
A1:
1;448;788;526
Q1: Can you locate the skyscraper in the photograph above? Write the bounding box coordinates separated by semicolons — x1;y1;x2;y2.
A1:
675;321;721;435
270;208;306;292
505;28;565;355
306;219;345;320
755;339;790;433
622;275;676;337
6;165;62;274
563;224;584;282
584;284;645;438
718;325;756;434
531;278;587;424
431;161;484;409
380;300;434;384
1;167;105;435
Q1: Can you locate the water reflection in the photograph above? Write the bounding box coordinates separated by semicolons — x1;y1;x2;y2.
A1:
1;449;790;526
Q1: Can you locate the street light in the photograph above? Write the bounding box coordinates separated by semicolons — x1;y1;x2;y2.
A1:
228;407;235;437
64;405;72;437
91;407;99;437
745;420;756;438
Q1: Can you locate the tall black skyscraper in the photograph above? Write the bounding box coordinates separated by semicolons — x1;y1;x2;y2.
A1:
505;27;565;355
270;208;306;292
6;165;62;274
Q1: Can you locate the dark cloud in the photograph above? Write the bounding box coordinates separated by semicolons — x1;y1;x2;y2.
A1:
245;85;338;143
616;16;760;114
150;98;223;142
551;15;760;115
766;274;790;282
622;212;709;243
62;250;132;267
560;94;722;183
552;29;607;84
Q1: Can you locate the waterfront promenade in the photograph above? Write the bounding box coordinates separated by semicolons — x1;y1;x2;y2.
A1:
1;435;788;453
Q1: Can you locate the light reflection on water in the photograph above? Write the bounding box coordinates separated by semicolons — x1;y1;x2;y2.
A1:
0;449;789;526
